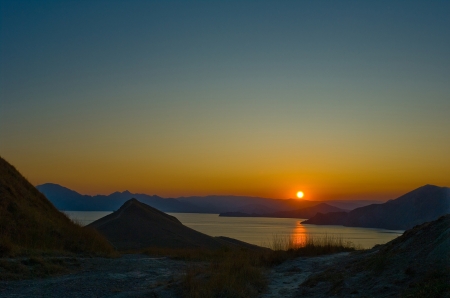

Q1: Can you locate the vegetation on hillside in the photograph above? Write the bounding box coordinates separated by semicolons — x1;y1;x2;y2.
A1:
0;157;114;257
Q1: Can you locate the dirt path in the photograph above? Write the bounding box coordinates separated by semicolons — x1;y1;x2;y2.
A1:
260;252;350;298
1;252;353;297
0;255;187;298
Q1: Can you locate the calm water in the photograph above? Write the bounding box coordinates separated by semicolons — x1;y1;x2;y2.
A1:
65;211;403;249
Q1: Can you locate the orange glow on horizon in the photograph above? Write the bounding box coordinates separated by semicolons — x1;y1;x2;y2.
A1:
3;151;448;201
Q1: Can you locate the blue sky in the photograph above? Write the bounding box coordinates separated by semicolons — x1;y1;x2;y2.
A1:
1;0;449;199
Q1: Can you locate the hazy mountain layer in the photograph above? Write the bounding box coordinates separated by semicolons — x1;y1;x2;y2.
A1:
220;203;344;219
37;183;382;213
303;185;450;230
37;183;199;212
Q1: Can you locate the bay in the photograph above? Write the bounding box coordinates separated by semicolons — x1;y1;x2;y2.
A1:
64;211;403;249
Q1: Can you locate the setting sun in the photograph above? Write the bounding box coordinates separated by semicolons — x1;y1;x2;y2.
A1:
296;191;304;199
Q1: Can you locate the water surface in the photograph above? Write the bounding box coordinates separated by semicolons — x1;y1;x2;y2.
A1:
169;213;403;249
65;211;403;249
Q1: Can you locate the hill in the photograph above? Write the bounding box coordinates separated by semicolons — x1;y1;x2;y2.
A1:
303;185;450;230
88;198;264;251
298;214;450;297
0;157;114;256
220;203;344;219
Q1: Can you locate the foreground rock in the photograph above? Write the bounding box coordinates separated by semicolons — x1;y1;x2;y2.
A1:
296;214;450;297
303;184;450;230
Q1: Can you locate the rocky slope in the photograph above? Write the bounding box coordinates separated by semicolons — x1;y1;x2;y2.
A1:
297;214;450;297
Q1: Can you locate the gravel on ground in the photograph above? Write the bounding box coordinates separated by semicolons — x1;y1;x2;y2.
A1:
0;254;187;298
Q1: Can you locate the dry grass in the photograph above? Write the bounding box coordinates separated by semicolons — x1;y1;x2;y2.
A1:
144;234;359;298
182;249;267;298
0;200;116;257
0;156;116;258
267;233;360;256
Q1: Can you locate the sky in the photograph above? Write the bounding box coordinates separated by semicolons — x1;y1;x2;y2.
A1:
1;0;449;200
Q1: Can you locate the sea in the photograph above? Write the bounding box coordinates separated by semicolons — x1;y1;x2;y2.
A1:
64;211;404;249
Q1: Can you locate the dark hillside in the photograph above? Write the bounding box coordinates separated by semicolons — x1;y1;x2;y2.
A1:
298;215;450;297
88;199;225;250
0;157;114;256
303;185;450;230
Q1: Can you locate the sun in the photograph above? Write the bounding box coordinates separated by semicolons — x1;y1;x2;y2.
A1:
296;191;304;199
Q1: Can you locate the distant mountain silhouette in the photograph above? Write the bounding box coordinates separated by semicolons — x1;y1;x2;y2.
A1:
177;195;315;213
178;196;384;213
37;183;384;213
88;199;265;251
220;203;344;219
232;203;274;214
303;185;450;230
37;183;199;212
0;157;113;256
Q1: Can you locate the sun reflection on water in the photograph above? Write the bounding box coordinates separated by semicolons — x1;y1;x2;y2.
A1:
291;221;308;247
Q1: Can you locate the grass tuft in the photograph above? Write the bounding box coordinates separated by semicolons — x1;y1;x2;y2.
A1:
267;233;360;254
144;233;359;298
182;249;267;298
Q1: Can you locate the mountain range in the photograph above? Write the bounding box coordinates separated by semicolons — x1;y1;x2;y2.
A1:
303;184;450;230
36;183;383;214
219;203;345;218
37;183;198;212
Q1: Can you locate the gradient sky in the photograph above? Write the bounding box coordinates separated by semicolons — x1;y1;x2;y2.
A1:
1;1;449;200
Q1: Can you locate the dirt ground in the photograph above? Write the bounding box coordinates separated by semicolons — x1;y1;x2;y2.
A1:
261;252;350;298
0;254;187;298
0;253;353;298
